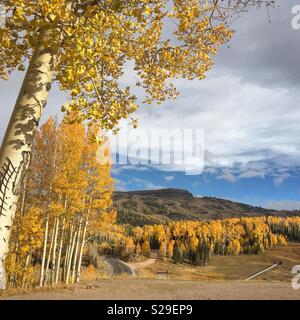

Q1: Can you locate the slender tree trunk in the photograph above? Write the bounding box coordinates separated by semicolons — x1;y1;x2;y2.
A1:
65;227;78;284
63;222;73;282
45;217;55;285
75;192;93;283
76;216;89;283
50;217;59;284
54;217;65;285
21;252;31;289
0;28;56;289
71;217;82;283
39;213;49;287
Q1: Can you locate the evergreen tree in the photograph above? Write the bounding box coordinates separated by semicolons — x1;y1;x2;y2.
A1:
195;249;202;266
172;242;183;264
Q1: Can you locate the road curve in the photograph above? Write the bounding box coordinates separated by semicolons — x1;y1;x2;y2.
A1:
106;258;133;275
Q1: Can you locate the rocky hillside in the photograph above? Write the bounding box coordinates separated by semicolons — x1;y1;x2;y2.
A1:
113;188;300;226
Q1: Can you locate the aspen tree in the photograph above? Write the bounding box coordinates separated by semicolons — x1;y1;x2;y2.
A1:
39;214;49;287
54;217;65;284
75;216;89;283
5;116;117;287
49;217;59;284
135;216;290;265
65;228;78;284
24;118;58;286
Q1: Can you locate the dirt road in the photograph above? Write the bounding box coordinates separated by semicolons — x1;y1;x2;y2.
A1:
106;258;133;275
2;279;300;300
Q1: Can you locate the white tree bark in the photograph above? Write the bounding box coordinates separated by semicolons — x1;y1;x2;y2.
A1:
65;228;78;284
50;217;59;284
71;217;82;283
76;216;89;283
54;217;65;285
63;222;73;282
0;28;56;289
45;217;55;285
21;251;31;289
39;213;49;287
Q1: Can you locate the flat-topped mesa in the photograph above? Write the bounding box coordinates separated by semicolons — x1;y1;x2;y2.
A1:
113;188;300;226
115;188;194;199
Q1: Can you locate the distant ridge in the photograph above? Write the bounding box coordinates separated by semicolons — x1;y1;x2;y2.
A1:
115;188;193;198
113;188;300;226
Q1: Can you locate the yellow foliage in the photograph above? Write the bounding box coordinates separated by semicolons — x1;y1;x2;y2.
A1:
133;216;296;261
141;240;151;255
0;0;233;130
7;118;117;288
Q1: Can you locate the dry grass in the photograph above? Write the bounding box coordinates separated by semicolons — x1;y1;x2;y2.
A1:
81;260;134;281
136;243;300;282
137;259;224;281
208;242;300;282
0;283;72;298
80;260;111;281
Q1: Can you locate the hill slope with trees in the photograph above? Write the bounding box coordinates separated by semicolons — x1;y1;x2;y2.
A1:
114;189;300;226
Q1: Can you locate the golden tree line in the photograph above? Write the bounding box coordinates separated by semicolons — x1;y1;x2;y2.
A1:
5;117;116;288
267;216;300;242
85;216;300;266
130;216;294;265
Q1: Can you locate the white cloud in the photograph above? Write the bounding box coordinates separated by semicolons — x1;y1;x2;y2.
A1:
265;200;300;211
164;175;175;182
130;178;164;190
217;170;236;183
204;167;218;175
142;182;165;190
107;70;300;179
273;171;291;187
273;176;285;187
238;170;265;179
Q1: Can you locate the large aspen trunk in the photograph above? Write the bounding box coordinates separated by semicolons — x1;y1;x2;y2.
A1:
7;177;28;288
0;28;56;289
39;213;49;287
14;176;28;259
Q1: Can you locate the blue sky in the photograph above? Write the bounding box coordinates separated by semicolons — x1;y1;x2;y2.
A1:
1;1;300;210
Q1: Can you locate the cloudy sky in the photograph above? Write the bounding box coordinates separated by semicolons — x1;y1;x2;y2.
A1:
1;1;300;209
